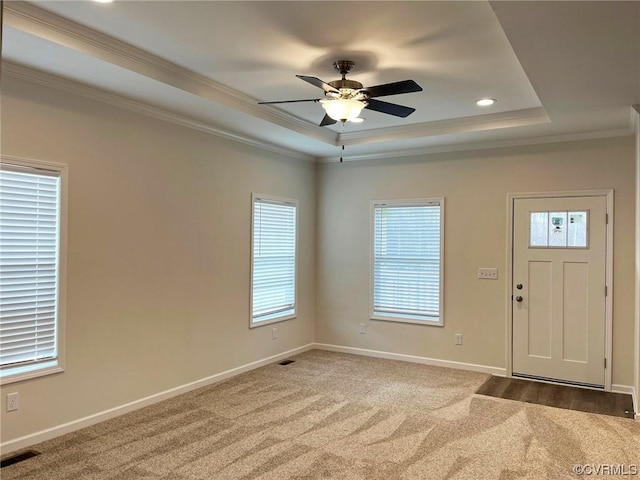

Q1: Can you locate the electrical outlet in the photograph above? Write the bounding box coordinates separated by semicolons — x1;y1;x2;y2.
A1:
478;268;498;280
359;323;366;334
455;334;463;345
6;392;19;412
272;327;278;340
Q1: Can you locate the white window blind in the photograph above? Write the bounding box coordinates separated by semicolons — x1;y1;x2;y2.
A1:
1;166;61;374
372;200;443;323
251;196;297;325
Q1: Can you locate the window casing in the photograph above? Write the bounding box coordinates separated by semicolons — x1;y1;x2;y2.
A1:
0;158;66;384
250;194;297;327
371;198;444;326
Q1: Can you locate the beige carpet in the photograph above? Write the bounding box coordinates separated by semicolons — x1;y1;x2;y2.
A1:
2;350;640;479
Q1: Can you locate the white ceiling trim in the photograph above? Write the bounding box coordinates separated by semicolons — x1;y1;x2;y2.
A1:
338;107;549;147
5;2;634;165
4;1;554;151
4;1;336;146
2;61;316;163
322;129;633;164
5;60;630;166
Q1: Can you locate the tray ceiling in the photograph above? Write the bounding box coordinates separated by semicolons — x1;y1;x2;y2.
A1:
2;1;639;161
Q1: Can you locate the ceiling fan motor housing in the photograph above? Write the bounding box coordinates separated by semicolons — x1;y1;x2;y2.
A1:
328;79;364;91
329;60;364;98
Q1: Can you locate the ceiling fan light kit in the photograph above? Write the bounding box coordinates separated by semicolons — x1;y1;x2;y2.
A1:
321;98;366;122
258;60;423;127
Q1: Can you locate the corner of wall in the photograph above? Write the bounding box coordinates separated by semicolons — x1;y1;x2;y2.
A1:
633;105;640;418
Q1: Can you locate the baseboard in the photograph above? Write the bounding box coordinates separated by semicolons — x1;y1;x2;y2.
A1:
0;343;314;454
312;343;507;377
611;384;635;396
632;386;639;420
3;343;633;453
610;384;638;421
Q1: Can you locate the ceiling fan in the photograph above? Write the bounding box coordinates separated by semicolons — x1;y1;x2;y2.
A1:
258;60;423;126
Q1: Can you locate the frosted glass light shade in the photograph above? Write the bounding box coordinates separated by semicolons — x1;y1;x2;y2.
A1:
322;99;365;121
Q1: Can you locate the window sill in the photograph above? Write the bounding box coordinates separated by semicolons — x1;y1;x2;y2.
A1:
250;310;296;328
0;360;63;385
371;313;443;327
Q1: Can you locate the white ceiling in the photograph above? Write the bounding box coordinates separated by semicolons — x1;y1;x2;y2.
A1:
2;1;639;161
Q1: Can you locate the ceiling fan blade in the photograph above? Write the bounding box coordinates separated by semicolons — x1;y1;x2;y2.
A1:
297;75;340;93
319;114;338;127
365;99;416;118
365;80;423;98
258;98;321;105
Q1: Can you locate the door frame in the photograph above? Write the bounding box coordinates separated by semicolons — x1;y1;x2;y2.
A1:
506;189;614;391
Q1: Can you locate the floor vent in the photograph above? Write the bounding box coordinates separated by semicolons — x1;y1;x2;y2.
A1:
1;450;40;468
278;359;295;366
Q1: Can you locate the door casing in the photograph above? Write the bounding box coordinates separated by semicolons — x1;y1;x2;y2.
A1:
506;190;613;391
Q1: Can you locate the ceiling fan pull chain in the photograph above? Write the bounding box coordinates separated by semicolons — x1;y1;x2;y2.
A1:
340;120;346;163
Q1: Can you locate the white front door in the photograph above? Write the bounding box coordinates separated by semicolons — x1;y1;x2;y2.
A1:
512;195;608;387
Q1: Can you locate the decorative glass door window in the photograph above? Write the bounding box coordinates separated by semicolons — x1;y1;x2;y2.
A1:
529;211;588;248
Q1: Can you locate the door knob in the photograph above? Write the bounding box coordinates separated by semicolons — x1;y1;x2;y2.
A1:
515;296;523;302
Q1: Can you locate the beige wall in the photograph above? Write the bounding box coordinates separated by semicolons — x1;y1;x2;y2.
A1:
316;137;636;386
1;76;637;447
0;78;316;443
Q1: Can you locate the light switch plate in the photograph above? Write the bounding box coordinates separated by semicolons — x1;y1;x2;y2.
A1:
478;268;498;279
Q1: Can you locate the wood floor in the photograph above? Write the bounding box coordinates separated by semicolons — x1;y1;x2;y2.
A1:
476;376;635;419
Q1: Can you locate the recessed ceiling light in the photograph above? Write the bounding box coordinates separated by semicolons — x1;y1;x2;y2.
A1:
351;117;365;124
93;0;114;3
476;98;497;107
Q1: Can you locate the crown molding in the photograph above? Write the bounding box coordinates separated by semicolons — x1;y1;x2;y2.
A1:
8;60;630;166
3;62;316;163
338;107;550;147
6;2;632;162
319;128;634;163
4;1;552;151
4;1;336;147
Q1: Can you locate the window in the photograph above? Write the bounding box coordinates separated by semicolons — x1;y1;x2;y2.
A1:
371;199;444;325
250;194;297;327
1;158;66;384
529;211;589;248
